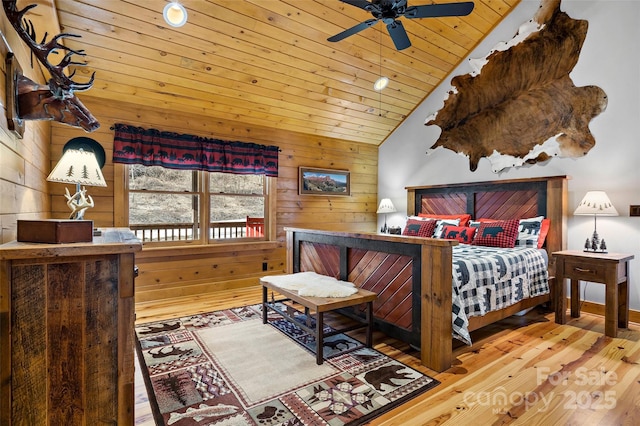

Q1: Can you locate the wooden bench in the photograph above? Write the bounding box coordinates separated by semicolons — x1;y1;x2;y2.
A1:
260;276;377;364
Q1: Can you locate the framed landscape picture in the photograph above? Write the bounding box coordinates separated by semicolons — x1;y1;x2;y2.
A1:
299;167;350;196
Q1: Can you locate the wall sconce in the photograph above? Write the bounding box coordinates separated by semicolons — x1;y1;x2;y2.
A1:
574;190;618;253
376;198;396;233
47;137;107;220
163;2;188;27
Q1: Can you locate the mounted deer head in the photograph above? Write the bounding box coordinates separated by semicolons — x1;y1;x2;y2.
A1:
2;0;99;132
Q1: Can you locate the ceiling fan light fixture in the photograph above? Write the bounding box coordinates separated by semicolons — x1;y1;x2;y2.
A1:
328;0;475;51
163;2;187;28
374;76;389;91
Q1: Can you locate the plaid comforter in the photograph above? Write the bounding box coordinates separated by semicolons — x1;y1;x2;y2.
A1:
451;244;549;345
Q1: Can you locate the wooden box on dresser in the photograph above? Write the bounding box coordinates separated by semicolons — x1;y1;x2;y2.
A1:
0;228;142;425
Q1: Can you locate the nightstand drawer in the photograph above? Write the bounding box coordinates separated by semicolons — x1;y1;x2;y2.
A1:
563;258;607;282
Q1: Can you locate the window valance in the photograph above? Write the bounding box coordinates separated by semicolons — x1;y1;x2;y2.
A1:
112;123;279;177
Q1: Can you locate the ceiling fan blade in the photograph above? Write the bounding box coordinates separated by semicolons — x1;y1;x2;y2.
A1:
386;20;411;50
339;0;379;13
404;1;475;19
328;18;379;42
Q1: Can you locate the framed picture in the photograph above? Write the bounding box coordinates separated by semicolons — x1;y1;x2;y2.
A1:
299;167;350;196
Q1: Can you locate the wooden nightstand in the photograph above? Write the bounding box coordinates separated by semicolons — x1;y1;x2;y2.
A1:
553;250;634;337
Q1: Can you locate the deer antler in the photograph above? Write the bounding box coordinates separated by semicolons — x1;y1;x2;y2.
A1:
2;0;99;132
3;0;95;96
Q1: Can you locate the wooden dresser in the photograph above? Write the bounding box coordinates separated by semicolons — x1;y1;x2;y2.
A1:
0;228;142;425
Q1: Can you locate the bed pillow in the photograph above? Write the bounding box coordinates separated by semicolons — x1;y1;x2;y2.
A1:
441;225;476;244
472;219;520;248
418;213;471;227
403;219;437;238
515;216;545;248
406;215;433;221
433;219;461;238
469;218;497;228
537;218;551;249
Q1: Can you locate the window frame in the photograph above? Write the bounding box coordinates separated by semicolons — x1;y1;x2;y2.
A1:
115;163;275;247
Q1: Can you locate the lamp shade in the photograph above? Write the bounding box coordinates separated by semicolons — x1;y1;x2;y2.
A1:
574;191;618;216
376;198;396;214
47;137;107;187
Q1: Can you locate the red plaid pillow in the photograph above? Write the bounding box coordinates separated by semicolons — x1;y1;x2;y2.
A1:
441;225;476;244
403;219;437;238
472;219;520;248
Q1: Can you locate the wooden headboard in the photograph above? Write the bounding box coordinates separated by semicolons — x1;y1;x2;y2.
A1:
406;176;568;263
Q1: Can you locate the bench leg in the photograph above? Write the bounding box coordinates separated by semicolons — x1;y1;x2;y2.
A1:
366;301;373;347
316;311;324;365
262;286;267;324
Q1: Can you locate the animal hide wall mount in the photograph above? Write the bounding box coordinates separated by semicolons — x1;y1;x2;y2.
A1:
425;0;607;172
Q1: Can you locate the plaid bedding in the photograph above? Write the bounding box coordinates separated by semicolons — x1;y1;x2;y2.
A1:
451;244;549;345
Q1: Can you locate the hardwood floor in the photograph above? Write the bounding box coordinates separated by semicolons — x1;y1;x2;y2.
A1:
134;287;640;425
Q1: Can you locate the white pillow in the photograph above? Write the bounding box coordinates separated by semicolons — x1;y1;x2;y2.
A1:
515;216;544;248
406;215;432;221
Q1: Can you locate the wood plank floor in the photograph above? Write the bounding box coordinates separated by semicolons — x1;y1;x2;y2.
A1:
134;287;640;425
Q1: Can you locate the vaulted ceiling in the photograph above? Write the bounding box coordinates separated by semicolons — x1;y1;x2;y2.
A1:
17;0;520;145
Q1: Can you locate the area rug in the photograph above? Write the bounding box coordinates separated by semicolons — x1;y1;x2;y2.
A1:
135;303;439;425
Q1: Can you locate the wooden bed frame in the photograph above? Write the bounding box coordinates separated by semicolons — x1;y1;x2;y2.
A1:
285;176;568;372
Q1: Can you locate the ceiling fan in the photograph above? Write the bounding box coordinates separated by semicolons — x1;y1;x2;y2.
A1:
327;0;475;51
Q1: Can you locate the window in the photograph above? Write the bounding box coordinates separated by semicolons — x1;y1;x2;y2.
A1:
209;172;265;240
127;165;269;245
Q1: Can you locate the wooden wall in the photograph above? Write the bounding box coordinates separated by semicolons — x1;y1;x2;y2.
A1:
0;14;53;244
50;97;379;302
0;1;377;303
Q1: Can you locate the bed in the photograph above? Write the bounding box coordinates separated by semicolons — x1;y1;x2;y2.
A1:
284;176;568;372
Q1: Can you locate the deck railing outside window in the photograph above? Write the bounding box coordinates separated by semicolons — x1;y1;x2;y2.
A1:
130;219;263;242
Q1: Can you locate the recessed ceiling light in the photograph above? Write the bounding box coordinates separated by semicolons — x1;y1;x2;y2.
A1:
374;76;389;91
163;2;187;28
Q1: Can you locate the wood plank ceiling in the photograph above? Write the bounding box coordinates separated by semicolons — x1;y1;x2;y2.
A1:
30;0;520;145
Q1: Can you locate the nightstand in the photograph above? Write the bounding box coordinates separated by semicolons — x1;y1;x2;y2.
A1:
553;250;634;337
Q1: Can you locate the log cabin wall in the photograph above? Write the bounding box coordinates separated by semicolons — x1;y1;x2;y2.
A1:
0;16;53;245
50;98;378;302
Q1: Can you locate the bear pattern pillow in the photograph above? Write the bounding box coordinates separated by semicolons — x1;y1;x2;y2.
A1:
403;219;437;237
433;219;460;238
441;225;476;244
515;216;544;248
471;219;520;248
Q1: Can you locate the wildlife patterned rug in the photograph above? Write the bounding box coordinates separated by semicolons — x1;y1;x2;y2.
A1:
135;303;439;425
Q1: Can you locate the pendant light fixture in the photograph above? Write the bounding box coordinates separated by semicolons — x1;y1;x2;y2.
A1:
373;34;388;116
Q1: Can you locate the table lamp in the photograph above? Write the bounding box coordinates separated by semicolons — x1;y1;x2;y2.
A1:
376;198;396;233
574;191;618;253
47;137;107;220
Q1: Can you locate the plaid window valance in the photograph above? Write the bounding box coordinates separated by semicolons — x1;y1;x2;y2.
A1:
112;123;278;177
